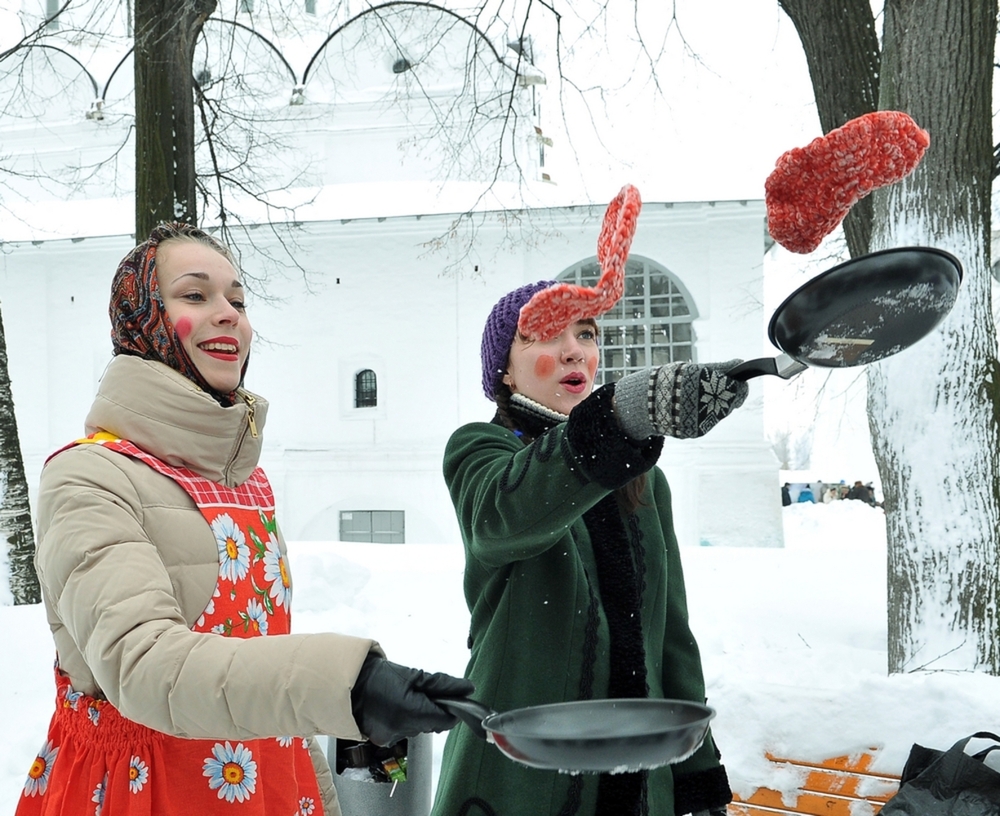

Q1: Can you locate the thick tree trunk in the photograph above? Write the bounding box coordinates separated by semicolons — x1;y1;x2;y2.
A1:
777;0;880;258
134;0;216;238
867;0;999;674
0;306;40;605
781;0;1000;674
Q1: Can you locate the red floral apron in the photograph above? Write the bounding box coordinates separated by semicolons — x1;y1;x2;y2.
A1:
16;433;323;816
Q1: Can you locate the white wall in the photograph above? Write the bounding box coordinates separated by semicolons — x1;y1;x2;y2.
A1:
0;198;783;548
0;0;786;550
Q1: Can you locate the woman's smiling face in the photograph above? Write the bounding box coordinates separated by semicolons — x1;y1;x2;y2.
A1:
157;239;252;393
503;320;600;414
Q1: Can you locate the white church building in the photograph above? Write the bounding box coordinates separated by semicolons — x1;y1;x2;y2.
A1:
0;0;784;548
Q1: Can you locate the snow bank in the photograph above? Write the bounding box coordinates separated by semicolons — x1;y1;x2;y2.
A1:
2;500;998;810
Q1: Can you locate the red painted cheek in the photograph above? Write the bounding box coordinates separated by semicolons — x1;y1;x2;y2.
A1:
174;316;192;340
587;356;598;377
534;355;556;379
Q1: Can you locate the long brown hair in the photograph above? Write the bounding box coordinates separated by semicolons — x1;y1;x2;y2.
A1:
494;381;648;515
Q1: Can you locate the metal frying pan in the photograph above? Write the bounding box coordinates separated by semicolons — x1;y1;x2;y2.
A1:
439;697;715;774
728;247;963;381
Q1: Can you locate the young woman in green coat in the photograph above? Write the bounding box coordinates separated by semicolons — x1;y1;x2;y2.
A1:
431;280;749;816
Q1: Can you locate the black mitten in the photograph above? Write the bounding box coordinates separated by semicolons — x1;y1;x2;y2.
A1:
673;764;732;816
350;654;475;747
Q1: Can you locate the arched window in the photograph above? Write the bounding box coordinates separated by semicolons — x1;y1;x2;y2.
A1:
355;369;377;408
557;256;698;385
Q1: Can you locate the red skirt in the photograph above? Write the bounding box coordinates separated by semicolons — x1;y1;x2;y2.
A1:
15;669;324;816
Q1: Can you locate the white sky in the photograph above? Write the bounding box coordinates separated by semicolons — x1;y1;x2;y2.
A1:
533;0;821;204
0;0;822;205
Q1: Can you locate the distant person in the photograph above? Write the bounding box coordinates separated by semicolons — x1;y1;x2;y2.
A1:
823;485;840;503
797;485;816;503
847;480;876;505
865;482;883;508
782;482;792;506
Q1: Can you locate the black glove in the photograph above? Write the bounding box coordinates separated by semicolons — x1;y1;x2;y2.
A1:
614;361;749;440
674;762;732;816
350;654;475;747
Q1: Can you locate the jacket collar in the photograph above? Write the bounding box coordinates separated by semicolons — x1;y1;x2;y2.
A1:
85;355;267;486
493;392;569;440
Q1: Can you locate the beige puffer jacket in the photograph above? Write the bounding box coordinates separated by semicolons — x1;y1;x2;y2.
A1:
35;355;380;816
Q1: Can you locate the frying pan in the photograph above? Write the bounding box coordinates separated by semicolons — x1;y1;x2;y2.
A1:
728;247;963;381
438;697;714;774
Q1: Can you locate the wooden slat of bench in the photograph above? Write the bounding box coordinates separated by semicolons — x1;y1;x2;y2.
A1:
732;787;886;816
729;805;823;816
729;805;798;815
728;751;900;816
729;804;874;816
765;750;899;779
796;766;898;802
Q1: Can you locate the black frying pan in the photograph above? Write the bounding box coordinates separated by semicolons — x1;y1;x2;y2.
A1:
439;697;714;773
728;247;963;381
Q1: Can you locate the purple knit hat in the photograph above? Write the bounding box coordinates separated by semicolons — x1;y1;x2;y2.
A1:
481;280;556;401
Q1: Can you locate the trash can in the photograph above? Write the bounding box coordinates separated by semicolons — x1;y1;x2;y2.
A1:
328;733;432;816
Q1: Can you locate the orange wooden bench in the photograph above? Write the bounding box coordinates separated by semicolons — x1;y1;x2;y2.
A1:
728;750;900;816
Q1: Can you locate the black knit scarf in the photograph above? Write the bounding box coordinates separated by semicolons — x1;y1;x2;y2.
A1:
503;395;650;816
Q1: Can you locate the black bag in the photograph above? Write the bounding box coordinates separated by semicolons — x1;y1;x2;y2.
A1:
880;731;1000;815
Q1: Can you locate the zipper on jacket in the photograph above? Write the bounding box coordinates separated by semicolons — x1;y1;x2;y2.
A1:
240;390;258;438
221;389;258;485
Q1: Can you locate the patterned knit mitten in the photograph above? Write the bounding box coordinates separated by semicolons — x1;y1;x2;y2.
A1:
614;361;748;440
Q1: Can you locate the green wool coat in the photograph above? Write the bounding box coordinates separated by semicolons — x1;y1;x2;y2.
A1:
431;400;724;816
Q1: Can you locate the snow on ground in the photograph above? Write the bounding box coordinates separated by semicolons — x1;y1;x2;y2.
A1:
3;499;999;812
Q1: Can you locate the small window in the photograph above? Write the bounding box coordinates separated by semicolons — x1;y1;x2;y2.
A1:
305;0;316;12
240;0;253;11
46;0;60;28
355;369;377;408
340;511;405;544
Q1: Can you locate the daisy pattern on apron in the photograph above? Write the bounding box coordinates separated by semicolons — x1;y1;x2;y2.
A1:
16;434;321;816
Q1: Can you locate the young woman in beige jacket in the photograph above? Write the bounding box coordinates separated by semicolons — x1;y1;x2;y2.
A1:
16;223;471;816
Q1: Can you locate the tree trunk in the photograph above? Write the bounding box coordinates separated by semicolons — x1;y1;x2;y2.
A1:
867;0;1000;674
781;0;1000;674
777;0;880;259
134;0;216;238
0;306;40;605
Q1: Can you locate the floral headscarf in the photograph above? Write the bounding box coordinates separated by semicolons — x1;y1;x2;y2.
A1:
109;223;245;407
